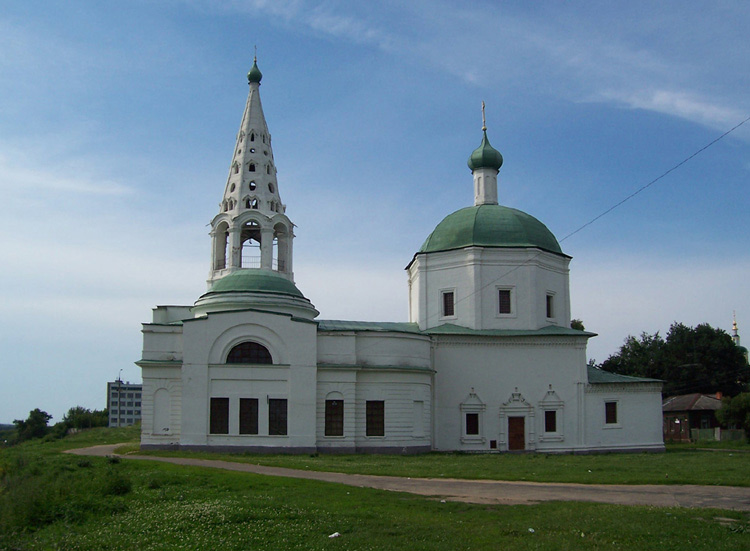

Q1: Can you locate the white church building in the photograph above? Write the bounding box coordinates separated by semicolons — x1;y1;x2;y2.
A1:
137;61;664;453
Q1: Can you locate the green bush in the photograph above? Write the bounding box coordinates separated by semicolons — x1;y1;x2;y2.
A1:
101;469;132;496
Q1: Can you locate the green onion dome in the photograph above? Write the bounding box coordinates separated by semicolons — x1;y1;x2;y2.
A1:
467;130;503;171
247;59;263;84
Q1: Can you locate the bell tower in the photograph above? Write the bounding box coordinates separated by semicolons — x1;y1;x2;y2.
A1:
208;57;294;287
194;59;317;320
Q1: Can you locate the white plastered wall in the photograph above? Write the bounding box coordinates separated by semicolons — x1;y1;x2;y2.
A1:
178;308;318;449
408;247;570;331
432;335;589;452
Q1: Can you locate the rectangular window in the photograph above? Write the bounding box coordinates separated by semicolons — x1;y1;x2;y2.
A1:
465;412;479;435
366;400;385;437
605;401;618;425
498;289;512;314
268;398;288;436
546;294;554;318
324;399;344;436
239;398;259;435
442;291;455;317
209;397;229;434
544;410;557;433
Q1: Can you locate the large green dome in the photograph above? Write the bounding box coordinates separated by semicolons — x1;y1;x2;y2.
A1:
419;204;565;256
206;269;303;297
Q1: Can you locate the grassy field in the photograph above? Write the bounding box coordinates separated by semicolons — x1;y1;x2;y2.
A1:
2;428;750;549
126;444;750;487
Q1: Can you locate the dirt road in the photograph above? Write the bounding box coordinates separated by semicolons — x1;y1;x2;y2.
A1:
66;444;750;511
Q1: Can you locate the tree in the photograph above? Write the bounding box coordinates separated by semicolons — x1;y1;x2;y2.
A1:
716;393;750;441
570;319;585;331
599;322;749;396
61;406;108;430
599;331;667;381
13;409;52;442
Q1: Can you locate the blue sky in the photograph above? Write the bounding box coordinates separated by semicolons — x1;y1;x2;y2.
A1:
1;1;749;423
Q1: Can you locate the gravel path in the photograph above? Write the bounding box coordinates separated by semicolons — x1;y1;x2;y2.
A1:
66;444;750;511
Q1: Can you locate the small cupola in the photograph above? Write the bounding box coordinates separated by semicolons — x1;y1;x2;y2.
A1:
247;58;263;84
468;103;503;206
467;130;503;171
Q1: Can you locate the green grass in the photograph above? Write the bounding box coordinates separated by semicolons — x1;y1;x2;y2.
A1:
2;441;750;550
128;445;750;487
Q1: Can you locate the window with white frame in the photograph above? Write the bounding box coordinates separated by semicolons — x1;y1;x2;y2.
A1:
497;287;514;316
546;293;555;319
460;390;486;444
605;401;619;426
441;290;455;317
366;400;385;437
538;386;564;442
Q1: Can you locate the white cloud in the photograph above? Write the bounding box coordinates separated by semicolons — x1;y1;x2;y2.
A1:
0;156;133;196
598;89;745;129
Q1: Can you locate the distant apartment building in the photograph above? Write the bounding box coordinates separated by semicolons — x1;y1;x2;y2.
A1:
107;380;143;427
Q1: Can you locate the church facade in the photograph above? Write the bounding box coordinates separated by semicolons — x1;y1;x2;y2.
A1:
137;61;664;453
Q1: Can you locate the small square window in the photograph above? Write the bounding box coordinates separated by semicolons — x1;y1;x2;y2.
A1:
605;401;618;425
544;410;557;433
442;291;455;317
498;289;512;314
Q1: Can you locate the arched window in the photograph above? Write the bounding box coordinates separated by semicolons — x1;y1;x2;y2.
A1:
226;341;272;364
266;165;271;174
249;163;256;172
250;132;255;142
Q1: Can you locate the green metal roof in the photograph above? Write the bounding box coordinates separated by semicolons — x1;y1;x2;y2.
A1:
426;323;594;337
467;130;503;171
317;320;594;338
418;204;565;256
206;269;304;297
587;366;662;384
317;320;422;334
247;59;263;84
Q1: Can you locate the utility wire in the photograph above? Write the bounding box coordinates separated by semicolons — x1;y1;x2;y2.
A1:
559;114;750;243
421;113;750;329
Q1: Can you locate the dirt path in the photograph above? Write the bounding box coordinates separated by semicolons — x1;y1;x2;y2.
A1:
66;444;750;511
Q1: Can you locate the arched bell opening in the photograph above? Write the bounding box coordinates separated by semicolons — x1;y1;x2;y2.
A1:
273;222;291;273
240;220;262;268
213;221;230;270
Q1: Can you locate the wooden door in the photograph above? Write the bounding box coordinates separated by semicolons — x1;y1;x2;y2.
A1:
508;416;525;451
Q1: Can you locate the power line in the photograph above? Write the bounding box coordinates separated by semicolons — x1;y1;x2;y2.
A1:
421;113;750;329
559;114;750;243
